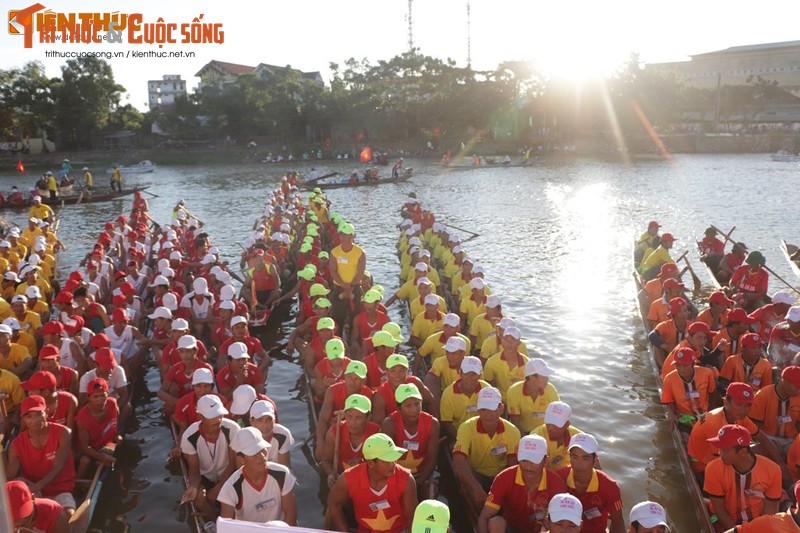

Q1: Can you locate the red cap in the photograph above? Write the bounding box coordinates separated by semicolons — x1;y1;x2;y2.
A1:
120;282;135;297
112;308;130;322
104;222;115;230
38;344;60;360
727;308;755;324
112;294;127;307
86;377;109;394
64;315;85;336
68;270;84;282
662;278;684;291
668;297;688;316
660;233;676;243
6;480;34;522
117;215;127;222
740;332;762;349
673;347;698;365
94;347;117;370
726;382;755;405
63;279;80;292
98;233;112;244
40;321;65;336
113;271;127;281
709;291;734;306
90;333;111;349
127;230;139;241
782;366;800;388
658;263;679;277
648;220;661;228
21;394;46;416
52;291;74;304
688;321;713;337
707;424;751;449
21;370;57;391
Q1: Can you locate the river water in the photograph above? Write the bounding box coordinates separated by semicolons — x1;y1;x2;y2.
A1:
2;153;799;531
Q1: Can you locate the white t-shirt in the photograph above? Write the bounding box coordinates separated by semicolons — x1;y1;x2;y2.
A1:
180;418;239;483
79;366;128;397
217;463;296;523
266;424;294;462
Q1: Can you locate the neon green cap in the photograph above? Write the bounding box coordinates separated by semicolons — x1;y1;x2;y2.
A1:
373;284;385;297
297;267;315;281
308;214;319;222
338;223;355;235
309;283;330;297
316;316;335;330
318;251;329;259
299;243;312;253
363;289;382;304
303;236;314;244
345;393;372;413
363;269;371;279
307;226;319;237
325;338;346;359
386;354;409;369
345;360;368;379
312;187;322;194
372;331;399;348
363;433;406;461
315;297;332;309
412;500;450;533
382;322;405;343
313;197;325;204
395;383;422;404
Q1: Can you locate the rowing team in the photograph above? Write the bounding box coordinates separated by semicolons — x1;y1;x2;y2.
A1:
637;220;800;531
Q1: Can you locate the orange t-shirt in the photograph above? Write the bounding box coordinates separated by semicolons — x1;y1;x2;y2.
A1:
720;356;773;392
687;408;759;473
647;299;668;325
734;511;800;532
713;328;742;360
661;367;716;416
704;454;781;524
661;340;691;380
654;319;688;351
786;436;800;479
696;307;729;330
749;384;800;439
643;278;663;305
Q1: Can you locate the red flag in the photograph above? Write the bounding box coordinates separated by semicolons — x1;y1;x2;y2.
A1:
359;146;372;163
16;160;26;175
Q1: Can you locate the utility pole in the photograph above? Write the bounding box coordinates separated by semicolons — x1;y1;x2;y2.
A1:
407;0;414;52
466;1;471;66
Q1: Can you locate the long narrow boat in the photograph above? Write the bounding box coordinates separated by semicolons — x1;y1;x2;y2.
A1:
440;161;533;170
780;239;800;281
632;258;715;533
68;462;107;533
301;169;412;191
4;187;150;208
695;240;725;289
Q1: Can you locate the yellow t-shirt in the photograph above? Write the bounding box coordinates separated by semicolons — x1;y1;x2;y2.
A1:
0;370;24;413
410;311;444;342
507;382;560;433
0;298;10;321
409;294;446;319
529;424;583;470
640;246;674;273
440;379;490;430
454;417;521;477
469;313;497;350
418;332;471;363
16;279;52;302
28;204;54;220
0;344;31;373
480;335;529;361
428;356;461;391
14;310;42;334
484;352;529;399
331;244;364;286
14;331;37;359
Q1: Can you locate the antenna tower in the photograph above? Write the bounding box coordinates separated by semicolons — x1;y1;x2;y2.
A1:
466;1;471;66
407;0;414;52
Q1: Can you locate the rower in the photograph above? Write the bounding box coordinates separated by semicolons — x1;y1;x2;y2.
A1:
409;278;446;320
381;383;440;491
424;336;467;403
11;295;42;337
729;251;769;311
160;319;210;379
440;356;489;440
542;493;583;533
321;393;380;485
363;331;399;389
8;395;77;515
507;358;559;434
469;295;503;353
628;501;669;533
724;480;800;532
699;226;725;271
327;433;417;533
412;500;449;533
371;354;437;423
20;369;77;431
634;220;661;264
718;242;749;285
661;347;716;430
218;426;298;524
0;322;34;378
410;294;445;348
315;360;374;454
767;305;800;370
696;291;734;331
172;368;216;442
748;365;800;455
703;424;781;530
477;434;568;533
480;318;530;361
6;479;69;533
75;377;118;477
249;400;294;469
312;338;352;400
648;297;691;367
329;222;366;331
350;289;389;359
216;316;270;377
719;332;773;393
157;334;213;413
216;341;265;402
483;326;529;400
36;345;79;397
28;194;55;223
639;232;676;281
647;278;686;330
417;312;471;372
459;278;488;330
530;401;584;470
750;291;794;340
452;386;521;510
180;394;240;523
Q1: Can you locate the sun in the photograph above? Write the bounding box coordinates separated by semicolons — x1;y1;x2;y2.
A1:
534;42;621;83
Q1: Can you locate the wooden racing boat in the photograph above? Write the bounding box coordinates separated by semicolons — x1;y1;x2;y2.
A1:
68;462;108;533
440;162;533;170
695;240;725;289
632;256;715;533
780;239;800;281
301;169;412;190
3;187;150;208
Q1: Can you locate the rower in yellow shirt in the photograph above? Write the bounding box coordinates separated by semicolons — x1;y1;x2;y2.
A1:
483;327;529;399
634;220;661;263
417;313;472;366
507;359;560;433
529;401;583;470
19;217;44;248
639;232;676;281
27;195;55;222
439;356;490;438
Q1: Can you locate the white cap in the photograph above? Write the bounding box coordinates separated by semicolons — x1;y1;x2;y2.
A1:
469;278;485;290
416;277;432;287
443;313;460;328
232;426;271;455
401;219;412;228
0;241;10;250
162;241;173;250
2;318;20;331
0;324;11;335
408;246;420;256
177;335;198;350
486;295;501;308
497;317;515;330
209;246;220;255
788;306;800;322
405;228;415;237
32;195;42;202
450;234;461;243
504;326;521;340
197;394;228;418
476;387;502;410
419;250;431;259
544;401;571;428
33;243;45;252
192;277;208;295
11;295;27;304
460;356;483;374
414;262;428;272
568;433;599;454
160;266;175;277
444;336;467;352
25;286;41;299
169;251;182;261
473;265;485;275
548;494;583;526
227;341;249;359
629;501;669;529
172;318;189;330
230;315;248;327
772;291;795;306
3;271;18;282
243;237;256;248
192;368;214;385
209;266;222;277
152;275;170;287
525;358;554;377
230;384;257;415
162;293;178;311
218;300;235;311
220;285;236;300
148;306;172;320
201;254;216;265
517;435;548;463
424;294;440;306
27;254;40;267
250;400;276;420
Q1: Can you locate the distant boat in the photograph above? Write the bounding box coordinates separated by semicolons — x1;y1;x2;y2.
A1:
302;168;413;190
770;150;800;162
3;186;149;208
107;160;156;174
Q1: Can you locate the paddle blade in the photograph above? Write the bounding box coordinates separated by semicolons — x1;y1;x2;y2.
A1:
359;146;372;163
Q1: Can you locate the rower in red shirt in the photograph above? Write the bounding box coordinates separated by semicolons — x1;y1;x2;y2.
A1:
216;341;265;401
75;377;118;477
371;355;437;423
730;251;769;311
172;368;216;441
750;291;795;341
312;338;352;401
716;241;748;285
320;394;381;485
363;331;400;389
217;316;269;377
768;305;800;370
350;289;389;359
159;319;209;378
21;370;77;431
7;480;69;533
158;334;213;413
315;361;373;458
698;226;725;270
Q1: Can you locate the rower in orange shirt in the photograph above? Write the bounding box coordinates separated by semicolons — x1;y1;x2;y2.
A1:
712;308;756;361
641;263;680;306
749;365;800;455
696;291;733;331
661;321;727;381
647;278;686;330
649;297;691;368
661;347;717;430
719;333;773;393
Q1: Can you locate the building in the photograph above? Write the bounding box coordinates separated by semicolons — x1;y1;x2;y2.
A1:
194;60;323;93
148;75;187;111
649;40;800;95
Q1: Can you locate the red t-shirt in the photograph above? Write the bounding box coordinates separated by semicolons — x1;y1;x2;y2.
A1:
375;376;425;417
485;466;568;532
329;382;374;412
556;466;623;533
165;360;214;398
353;311;390;342
57;366;78;393
76;397;119;450
12;424;76;496
216;363;264;393
161;339;209;367
389;410;435;473
329;420;381;472
219;336;264;360
731;266;769;295
364;352;388;389
48;391;76;427
30;498;65;533
345;462;412;533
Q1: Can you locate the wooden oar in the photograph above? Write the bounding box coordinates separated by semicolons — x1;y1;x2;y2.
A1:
332;410;343;483
441;222;480;241
763;264;800;297
711;225;737;246
681;255;702;295
305;172;339;184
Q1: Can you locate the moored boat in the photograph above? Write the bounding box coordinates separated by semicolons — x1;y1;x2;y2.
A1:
106;160;156;174
301;168;412;190
696;240;725;289
3;187;150;208
780;239;800;281
770;151;800;162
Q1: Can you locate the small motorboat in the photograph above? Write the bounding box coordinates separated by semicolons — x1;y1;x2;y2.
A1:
106;160;157;174
770;150;800;162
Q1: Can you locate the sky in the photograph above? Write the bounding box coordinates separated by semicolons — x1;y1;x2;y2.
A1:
2;0;800;112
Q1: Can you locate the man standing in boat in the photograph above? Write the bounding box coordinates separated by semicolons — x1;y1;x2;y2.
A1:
392;158;405;178
329;223;366;331
110;165;122;192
